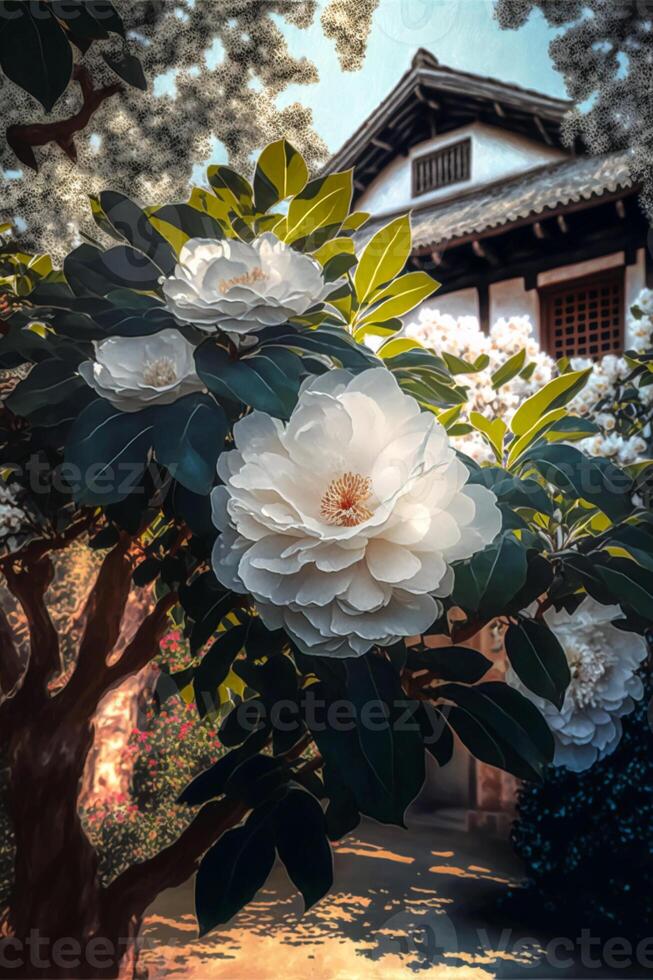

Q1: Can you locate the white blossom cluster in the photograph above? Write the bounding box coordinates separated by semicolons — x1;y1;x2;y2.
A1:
404;291;653;467
0;481;29;556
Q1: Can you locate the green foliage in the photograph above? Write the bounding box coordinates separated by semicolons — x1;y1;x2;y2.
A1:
2;141;653;937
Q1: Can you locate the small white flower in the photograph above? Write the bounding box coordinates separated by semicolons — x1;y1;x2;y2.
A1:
78;329;204;412
161;233;335;335
0;481;30;555
509;599;648;772
211;367;501;657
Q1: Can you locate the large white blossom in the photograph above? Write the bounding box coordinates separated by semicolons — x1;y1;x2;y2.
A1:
509;599;648;772
78;329;204;412
211;367;501;657
161;234;335;335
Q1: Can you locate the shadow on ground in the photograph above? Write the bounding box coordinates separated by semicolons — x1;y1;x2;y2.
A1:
140;811;641;979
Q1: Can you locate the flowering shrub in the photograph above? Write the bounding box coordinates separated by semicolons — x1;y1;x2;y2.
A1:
404;299;653;468
1;142;652;959
82;629;227;883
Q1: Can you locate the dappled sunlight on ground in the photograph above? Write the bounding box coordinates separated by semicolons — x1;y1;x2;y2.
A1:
140;817;545;979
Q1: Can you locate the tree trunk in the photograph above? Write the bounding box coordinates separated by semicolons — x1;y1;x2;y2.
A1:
5;710;142;979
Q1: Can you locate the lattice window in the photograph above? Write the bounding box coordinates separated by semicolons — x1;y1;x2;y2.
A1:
412;138;471;197
540;269;624;360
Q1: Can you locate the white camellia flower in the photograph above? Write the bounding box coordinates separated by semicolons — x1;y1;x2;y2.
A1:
160;233;335;335
211;367;501;657
78;329;204;412
509;598;648;772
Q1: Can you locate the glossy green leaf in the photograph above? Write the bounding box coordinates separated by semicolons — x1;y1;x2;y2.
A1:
0;2;72;112
353;215;411;305
469;412;507;463
518;444;633;523
491;349;526;389
65;399;156;505
285;171;353;247
253;140;308;213
506;408;566;467
504;618;570;709
153;394;227;495
510;369;591;436
194;342;302;418
357;270;438;325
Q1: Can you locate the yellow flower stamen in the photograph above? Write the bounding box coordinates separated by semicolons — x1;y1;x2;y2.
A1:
218;267;268;294
142;357;178;387
320;472;372;527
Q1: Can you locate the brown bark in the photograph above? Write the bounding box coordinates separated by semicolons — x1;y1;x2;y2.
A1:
0;530;251;979
7;66;122;172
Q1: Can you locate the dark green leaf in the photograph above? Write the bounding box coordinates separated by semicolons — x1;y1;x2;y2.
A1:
505;618;570;709
195;806;277;936
275;789;333;911
195;342;302;418
193;624;247;716
519;444;633;523
65;399;156;505
101;50;146;89
153;394;227;495
0;2;72;111
178;726;271;806
98;191;176;274
406;645;492;683
437;681;554;778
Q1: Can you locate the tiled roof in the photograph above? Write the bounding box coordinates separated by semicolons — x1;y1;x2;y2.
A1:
359;152;633;252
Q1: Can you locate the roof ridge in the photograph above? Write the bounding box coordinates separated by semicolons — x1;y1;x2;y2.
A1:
328;50;572;175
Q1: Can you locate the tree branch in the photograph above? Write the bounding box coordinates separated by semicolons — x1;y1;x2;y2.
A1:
60;586;177;720
105;590;178;689
73;535;133;679
3;556;58;707
0;603;23;697
6;65;122;171
104;796;248;924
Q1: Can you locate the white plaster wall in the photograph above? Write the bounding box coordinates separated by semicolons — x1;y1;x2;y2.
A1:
625;248;646;308
538;252;626;287
490;278;540;339
358;122;566;217
405;288;479;327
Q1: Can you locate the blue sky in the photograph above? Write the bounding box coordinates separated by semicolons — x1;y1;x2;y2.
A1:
277;0;567;155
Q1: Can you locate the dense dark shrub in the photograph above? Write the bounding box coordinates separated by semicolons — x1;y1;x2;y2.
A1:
511;671;653;939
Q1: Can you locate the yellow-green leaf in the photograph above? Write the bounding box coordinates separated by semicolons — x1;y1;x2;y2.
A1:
353;214;411;305
506;408;567;467
357;270;438;325
285;170;353;245
469;412;507;463
437;405;463;430
442;351;482;375
340;211;370;232
253;139;308;212
510;369;591;436
378;336;424;359
206;165;254;216
353;323;399;345
491;349;526;389
313;237;355;265
148;215;188;254
188;187;233;228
